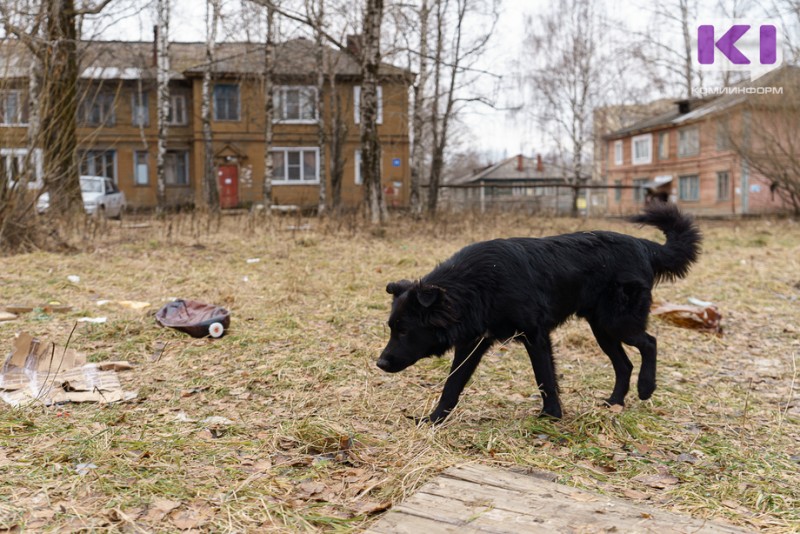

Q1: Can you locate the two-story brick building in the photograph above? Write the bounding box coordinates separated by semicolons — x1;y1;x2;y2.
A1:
602;67;796;216
0;37;412;210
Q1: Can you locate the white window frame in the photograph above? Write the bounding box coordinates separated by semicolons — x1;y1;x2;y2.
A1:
0;90;27;126
272;147;320;184
79;149;117;182
0;148;43;189
613;140;623;165
354;86;383;125
167;94;188;125
632;134;653;165
679;174;700;201
274;86;318;124
81;92;116;127
134;150;149;186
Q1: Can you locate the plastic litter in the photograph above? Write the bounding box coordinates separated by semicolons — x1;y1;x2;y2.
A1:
155;299;230;338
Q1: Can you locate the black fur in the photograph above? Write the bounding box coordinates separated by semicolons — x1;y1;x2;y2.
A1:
377;203;701;423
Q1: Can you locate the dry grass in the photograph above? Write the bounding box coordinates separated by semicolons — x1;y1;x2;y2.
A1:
0;211;799;532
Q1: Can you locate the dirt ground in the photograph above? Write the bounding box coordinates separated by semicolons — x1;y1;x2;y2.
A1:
1;212;798;532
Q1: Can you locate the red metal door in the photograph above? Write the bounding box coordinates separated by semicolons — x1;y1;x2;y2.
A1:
218;165;239;209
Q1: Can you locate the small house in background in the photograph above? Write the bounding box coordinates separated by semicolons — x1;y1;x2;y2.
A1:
441;154;571;213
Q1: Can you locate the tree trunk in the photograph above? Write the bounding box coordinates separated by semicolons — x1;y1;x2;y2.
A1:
202;0;221;211
328;56;346;212
262;4;275;208
409;0;429;217
156;0;170;211
40;0;82;217
314;0;327;215
360;0;388;225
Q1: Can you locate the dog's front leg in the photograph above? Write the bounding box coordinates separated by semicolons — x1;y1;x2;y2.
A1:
426;338;492;424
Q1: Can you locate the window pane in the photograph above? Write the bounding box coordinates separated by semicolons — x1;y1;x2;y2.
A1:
272;151;285;179
301;88;315;120
303;150;316;180
287;151;301;180
285;90;300;119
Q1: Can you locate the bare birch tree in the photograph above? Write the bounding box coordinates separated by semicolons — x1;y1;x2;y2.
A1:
522;0;610;217
310;0;328;215
262;3;276;208
202;0;222;211
360;0;387;224
409;0;429;216
155;0;170;211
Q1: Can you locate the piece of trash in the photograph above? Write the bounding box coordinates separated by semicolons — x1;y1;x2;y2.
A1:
77;317;107;324
67;275;80;284
96;300;151;311
687;296;713;307
208;322;224;338
0;332;136;407
155;299;230;338
201;416;234;425
651;299;722;334
75;462;98;476
0;312;17;322
242;276;249;283
246;258;261;264
175;411;196;423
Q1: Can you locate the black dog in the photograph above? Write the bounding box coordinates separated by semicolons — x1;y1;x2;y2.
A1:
377;204;701;423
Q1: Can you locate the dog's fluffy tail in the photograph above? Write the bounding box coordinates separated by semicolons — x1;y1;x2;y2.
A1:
630;203;701;283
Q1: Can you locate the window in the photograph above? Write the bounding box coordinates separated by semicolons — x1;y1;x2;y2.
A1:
167;94;188;125
613;140;623;165
614;179;622;202
716;121;731;151
165;151;189;185
80;150;116;181
274;86;317;122
632;134;653;165
0;148;42;188
633;178;648;203
717;171;730;201
213;84;240;121
131;92;149;126
353;86;383;124
0;91;27;125
81;93;116;126
678;126;700;158
658;132;669;160
134;151;149;185
272;148;319;183
679;175;700;201
354;149;362;185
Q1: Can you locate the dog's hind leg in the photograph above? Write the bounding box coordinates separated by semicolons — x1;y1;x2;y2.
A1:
427;337;493;424
522;333;562;419
589;322;634;406
624;332;657;400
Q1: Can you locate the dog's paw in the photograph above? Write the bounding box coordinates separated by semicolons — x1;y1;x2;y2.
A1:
603;397;625;407
538;407;562;420
407;414;444;426
637;380;656;400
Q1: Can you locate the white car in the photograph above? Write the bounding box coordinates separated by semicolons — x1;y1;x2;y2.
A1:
37;175;126;219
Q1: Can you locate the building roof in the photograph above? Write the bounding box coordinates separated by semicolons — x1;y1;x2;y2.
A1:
604;65;800;139
0;38;412;82
447;154;562;186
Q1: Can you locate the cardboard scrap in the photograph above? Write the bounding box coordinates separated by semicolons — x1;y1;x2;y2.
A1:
651;299;722;334
0;332;136;407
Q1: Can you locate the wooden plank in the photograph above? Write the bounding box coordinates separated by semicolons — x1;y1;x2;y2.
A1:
366;464;752;534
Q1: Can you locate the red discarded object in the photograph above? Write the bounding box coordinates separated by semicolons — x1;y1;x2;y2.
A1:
155;299;231;338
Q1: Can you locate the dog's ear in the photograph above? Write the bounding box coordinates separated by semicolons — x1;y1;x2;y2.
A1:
416;284;443;308
386;279;413;297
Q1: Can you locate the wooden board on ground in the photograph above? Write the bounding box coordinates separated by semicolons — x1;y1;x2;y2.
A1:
367;464;751;534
